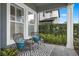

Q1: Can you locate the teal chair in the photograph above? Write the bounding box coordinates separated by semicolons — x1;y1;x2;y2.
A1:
32;34;41;44
31;32;41;43
31;32;43;50
13;33;25;49
17;37;25;49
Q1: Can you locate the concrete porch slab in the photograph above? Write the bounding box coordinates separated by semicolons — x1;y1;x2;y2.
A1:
50;44;78;56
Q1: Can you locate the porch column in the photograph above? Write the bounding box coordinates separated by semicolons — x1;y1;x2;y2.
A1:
66;3;74;49
34;12;38;33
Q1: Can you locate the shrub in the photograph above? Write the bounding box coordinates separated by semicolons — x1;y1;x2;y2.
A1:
40;33;67;45
0;48;18;56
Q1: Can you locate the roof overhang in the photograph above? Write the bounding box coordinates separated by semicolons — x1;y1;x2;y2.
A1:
25;3;68;12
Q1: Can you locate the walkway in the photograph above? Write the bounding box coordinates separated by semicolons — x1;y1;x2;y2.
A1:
18;43;78;56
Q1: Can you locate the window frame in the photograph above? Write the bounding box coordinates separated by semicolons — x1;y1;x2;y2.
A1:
10;4;24;40
28;11;35;37
7;3;25;45
7;3;38;45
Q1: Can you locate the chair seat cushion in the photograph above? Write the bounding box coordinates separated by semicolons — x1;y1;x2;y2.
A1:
32;35;41;43
17;43;25;49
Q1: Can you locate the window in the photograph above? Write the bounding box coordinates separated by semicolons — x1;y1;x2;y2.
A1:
10;6;15;21
28;12;35;36
16;8;24;22
10;4;24;40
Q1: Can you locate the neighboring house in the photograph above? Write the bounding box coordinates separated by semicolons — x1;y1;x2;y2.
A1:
39;10;60;24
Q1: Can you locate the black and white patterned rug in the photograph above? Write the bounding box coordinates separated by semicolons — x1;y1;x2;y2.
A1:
17;44;54;56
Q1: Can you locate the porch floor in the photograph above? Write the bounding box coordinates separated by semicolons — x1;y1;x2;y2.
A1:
17;43;78;56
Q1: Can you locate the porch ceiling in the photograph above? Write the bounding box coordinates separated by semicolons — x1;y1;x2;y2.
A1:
25;3;68;12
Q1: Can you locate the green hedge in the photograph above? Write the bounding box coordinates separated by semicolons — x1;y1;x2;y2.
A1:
39;24;67;34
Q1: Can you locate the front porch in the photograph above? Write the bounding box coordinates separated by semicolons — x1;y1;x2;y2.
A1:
0;3;78;56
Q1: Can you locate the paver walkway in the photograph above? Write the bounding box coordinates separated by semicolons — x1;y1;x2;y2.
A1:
18;43;78;56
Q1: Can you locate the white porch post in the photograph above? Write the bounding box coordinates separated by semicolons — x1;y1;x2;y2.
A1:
24;9;29;39
34;12;38;33
66;3;74;49
37;12;40;32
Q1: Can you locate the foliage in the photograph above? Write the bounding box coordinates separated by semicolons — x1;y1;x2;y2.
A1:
39;23;79;46
39;23;67;45
74;24;79;39
40;33;67;45
0;48;18;56
73;24;79;52
39;24;67;34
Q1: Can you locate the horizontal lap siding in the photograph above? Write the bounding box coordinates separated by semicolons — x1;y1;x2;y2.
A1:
1;3;7;48
0;4;1;48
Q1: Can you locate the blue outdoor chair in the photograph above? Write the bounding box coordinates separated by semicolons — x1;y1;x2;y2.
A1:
13;33;25;50
32;34;41;44
31;32;44;49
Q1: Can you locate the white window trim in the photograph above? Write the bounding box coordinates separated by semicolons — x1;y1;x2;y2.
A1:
23;4;38;39
7;3;38;45
10;4;24;24
9;20;24;24
7;3;25;45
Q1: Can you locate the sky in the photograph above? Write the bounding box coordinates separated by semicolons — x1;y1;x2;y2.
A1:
59;3;79;24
